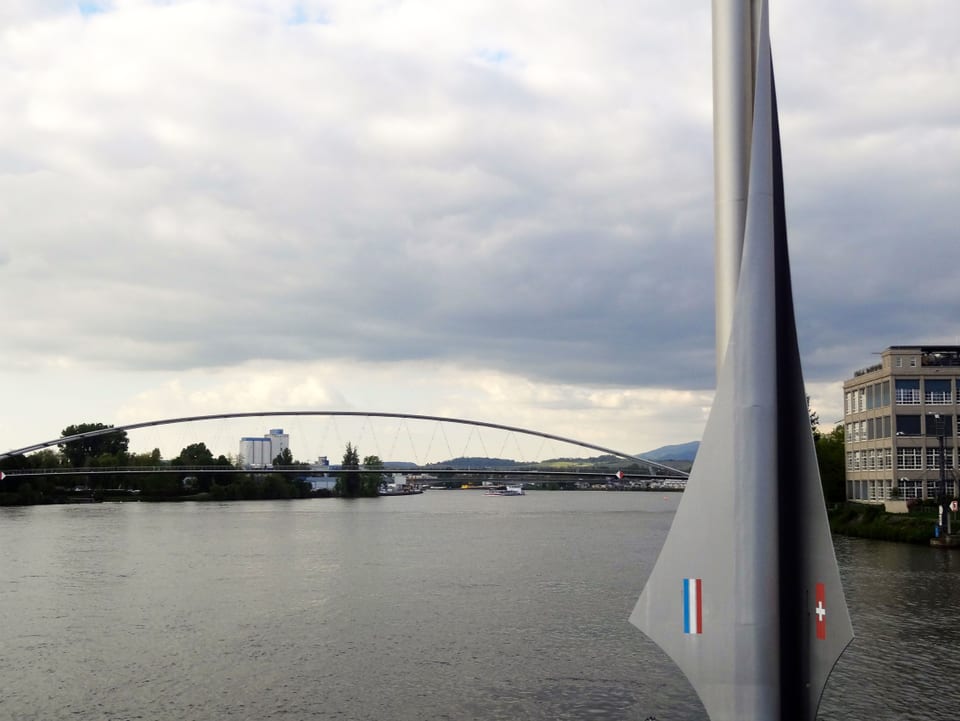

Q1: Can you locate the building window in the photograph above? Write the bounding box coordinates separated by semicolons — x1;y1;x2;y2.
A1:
846;452;854;471
896;415;922;436
923;447;956;471
899;479;922;499
896;357;903;368
897;447;923;470
881;381;890;406
882;416;891;438
925;414;953;437
910;357;917;367
924;480;946;499
885;448;893;469
895;379;921;404
924;379;952;405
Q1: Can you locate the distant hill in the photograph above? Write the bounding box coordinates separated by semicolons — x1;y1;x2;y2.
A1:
639;441;700;462
426;457;521;469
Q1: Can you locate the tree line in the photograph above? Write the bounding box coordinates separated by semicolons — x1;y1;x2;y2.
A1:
0;422;389;505
2;417;844;506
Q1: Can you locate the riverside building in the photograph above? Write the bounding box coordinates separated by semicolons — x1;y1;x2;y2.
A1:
844;346;960;502
239;428;290;469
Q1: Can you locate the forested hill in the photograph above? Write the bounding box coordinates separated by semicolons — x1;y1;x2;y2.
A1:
638;441;700;462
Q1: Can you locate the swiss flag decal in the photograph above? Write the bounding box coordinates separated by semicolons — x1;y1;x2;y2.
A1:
814;582;826;640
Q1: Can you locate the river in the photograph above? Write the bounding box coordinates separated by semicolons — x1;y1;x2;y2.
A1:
1;492;958;720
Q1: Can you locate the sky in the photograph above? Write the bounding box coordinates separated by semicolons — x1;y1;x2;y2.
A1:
1;0;958;462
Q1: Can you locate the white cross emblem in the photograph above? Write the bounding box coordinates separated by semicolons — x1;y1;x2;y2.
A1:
815;601;826;622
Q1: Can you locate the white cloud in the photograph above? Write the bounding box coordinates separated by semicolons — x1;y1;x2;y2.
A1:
1;0;958;460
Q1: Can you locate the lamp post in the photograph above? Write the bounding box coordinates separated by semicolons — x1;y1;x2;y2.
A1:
935;414;950;535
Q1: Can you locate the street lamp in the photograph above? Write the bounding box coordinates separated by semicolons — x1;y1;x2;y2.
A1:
934;414;950;536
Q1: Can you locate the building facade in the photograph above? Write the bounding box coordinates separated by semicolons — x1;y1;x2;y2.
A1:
238;428;290;469
844;346;960;502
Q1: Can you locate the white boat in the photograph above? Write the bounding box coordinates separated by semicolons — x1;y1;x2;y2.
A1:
483;484;525;496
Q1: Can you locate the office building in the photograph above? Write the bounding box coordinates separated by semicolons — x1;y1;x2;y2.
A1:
843;346;960;501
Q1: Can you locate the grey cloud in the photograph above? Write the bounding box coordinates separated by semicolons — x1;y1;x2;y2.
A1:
2;0;958;403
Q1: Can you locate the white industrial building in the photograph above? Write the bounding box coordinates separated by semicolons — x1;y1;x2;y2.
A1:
239;428;290;469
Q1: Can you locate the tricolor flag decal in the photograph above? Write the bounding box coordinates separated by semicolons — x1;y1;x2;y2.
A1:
683;578;703;634
815;582;826;640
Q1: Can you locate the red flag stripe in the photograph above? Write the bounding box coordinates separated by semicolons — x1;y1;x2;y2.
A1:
696;578;703;634
815;582;826;640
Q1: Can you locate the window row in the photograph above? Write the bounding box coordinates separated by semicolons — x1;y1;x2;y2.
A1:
848;414;960;441
893;378;955;406
898;480;924;499
895;414;956;437
847;449;893;471
893;356;918;369
847;417;892;442
846;447;958;471
897;478;960;500
847;478;960;501
847;478;894;501
847;378;960;415
846;382;891;414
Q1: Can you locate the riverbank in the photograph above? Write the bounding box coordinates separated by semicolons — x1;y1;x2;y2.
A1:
828;503;944;545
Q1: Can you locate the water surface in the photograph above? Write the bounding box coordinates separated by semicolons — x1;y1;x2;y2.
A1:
1;492;957;719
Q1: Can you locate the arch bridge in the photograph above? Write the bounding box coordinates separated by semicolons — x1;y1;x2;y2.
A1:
0;410;688;480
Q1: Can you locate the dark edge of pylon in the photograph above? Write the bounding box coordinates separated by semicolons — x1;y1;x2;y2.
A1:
770;57;810;721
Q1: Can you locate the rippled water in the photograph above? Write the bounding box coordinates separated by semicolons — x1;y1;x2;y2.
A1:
1;493;958;720
819;536;960;720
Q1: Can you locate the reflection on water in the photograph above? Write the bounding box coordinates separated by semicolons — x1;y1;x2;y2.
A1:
1;495;957;720
818;536;960;721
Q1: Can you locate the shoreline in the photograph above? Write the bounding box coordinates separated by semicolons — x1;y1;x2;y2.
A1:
828;502;957;546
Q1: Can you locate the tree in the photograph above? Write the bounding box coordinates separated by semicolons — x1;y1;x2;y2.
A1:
129;448;162;466
59;423;129;467
273;447;294;466
173;442;222;492
806;395;821;439
1;451;61;501
815;424;846;504
174;442;215;466
28;449;62;469
125;449;164;492
361;455;385;496
337;443;361;497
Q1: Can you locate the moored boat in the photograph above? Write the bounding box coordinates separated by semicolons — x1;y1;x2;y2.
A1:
483;484;525;496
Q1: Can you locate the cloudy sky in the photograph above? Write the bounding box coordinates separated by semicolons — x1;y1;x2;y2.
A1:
1;0;958;462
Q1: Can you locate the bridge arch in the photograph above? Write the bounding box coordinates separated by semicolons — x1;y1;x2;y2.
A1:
1;411;687;477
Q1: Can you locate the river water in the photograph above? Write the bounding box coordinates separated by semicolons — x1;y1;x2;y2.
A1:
1;492;958;720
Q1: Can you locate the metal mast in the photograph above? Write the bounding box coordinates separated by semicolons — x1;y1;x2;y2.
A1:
712;0;762;370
